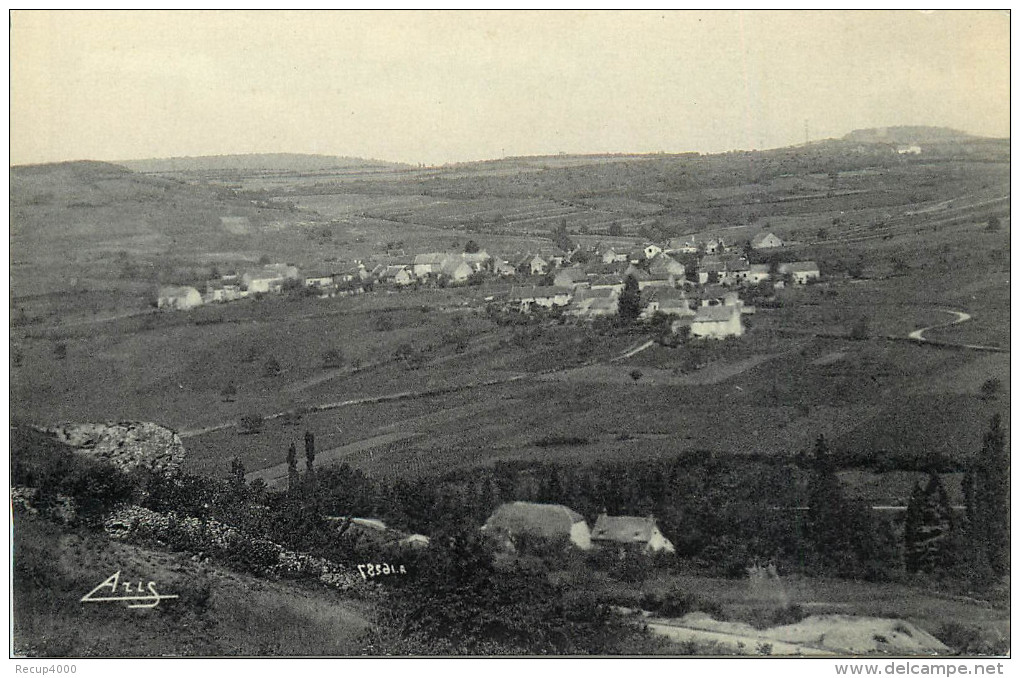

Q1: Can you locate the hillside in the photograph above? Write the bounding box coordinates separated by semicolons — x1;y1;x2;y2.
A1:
120;153;410;173
842;126;977;145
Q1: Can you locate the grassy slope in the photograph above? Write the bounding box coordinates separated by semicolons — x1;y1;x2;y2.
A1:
12;513;372;657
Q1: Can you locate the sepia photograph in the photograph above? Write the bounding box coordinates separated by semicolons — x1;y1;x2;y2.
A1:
7;9;1011;666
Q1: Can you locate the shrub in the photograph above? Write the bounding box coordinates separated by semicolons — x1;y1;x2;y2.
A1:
239;413;263;435
322;349;343;369
262;356;282;377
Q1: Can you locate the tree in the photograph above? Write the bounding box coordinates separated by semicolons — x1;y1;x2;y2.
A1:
608;221;623;237
53;343;67;360
221;381;238;402
806;435;849;560
322;349;343;370
263;356;282;377
963;414;1009;574
985;216;1001;232
304;431;316;476
849;316;870;340
904;472;956;573
287;442;300;491
979;378;1001;401
239;413;263;435
618;274;642;324
464;240;481;254
229;457;247;499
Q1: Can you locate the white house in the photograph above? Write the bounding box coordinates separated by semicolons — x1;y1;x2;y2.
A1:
243;264;299;293
643;243;663;260
440;258;474;283
481;501;592;550
381;265;415;286
665;237;700;255
648;253;686;278
778;261;821;285
601;248;628;264
158;285;203;310
492;260;517;277
747;264;772;284
751;232;784;250
690;305;744;339
553;267;590;289
591;514;675;554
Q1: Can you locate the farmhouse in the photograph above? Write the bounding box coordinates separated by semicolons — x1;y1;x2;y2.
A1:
751;232;785;250
643;243;663;260
481;501;592;550
589;274;625;295
648;253;686;278
243;264;299;293
157;285;203;310
439;258;473;283
459;251;491;270
690;305;744;339
591;514;676;554
553;267;590;289
601;248;628;264
381;265;415;286
303;271;336;288
492;259;517;277
570;287;619;317
641;288;694;318
665;237;700;254
747;263;772;284
516;254;549;276
412;253;448;277
204;279;244;303
778;261;821;284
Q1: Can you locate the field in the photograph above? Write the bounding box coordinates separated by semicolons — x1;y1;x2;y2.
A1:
10;134;1011;654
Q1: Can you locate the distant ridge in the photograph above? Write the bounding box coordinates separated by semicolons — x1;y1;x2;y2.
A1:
119;153;411;173
840;126;979;145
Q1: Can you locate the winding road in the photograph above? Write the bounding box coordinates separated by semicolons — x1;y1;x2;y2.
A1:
908;309;971;342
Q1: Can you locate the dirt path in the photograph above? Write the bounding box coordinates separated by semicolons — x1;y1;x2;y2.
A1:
645;621;830;656
908;309;971;341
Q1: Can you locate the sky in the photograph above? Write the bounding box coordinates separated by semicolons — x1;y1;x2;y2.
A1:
9;10;1011;166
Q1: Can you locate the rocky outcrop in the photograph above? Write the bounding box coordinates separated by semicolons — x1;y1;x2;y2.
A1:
42;422;185;473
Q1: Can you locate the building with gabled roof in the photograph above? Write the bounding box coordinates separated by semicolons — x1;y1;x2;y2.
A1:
751;232;784;250
158;285;203;310
591;514;675;553
778;261;821;284
481;501;592;550
690;305;744;339
648;253;686;278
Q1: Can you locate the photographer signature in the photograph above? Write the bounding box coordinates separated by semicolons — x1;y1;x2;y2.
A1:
80;571;179;609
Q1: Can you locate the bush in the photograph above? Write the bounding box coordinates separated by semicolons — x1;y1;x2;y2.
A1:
322;349;343;369
262;356;282;377
239;413;263;435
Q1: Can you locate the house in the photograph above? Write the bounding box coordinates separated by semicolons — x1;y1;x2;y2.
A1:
648;253;686;278
591;514;675;554
570;287;619;317
698;254;749;286
381;265;415;286
460;251;491;271
158;285;203;310
243;264;299;293
589;274;625;295
751;232;784;250
747;264;772;284
516;254;548;276
643;243;663;260
205;279;244;303
698;284;743;308
553;267;590;289
439;258;474;283
481;501;592;550
303;271;337;288
413;253;448;277
507;285;572;312
778;261;821;285
492;259;517;277
601;248;628;264
641;288;694;318
538;248;569;268
665;237;700;255
704;238;725;254
690;305;744;339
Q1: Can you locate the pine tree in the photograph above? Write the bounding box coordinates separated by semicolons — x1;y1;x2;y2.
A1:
304;431;316;476
618;274;642;324
287;442;300;491
966;414;1009;574
806;435;847;560
904;472;955;573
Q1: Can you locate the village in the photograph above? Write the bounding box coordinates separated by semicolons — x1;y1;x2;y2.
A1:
157;230;820;341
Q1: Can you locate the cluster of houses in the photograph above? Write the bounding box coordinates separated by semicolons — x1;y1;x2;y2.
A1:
156;232;820;342
481;501;676;554
497;233;818;339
